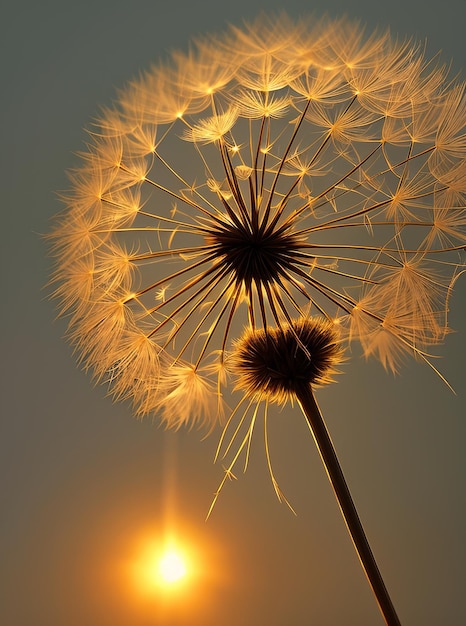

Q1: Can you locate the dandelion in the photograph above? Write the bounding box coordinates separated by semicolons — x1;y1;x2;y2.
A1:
49;14;466;626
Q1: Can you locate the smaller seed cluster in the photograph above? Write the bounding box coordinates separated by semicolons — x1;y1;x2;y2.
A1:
232;317;344;404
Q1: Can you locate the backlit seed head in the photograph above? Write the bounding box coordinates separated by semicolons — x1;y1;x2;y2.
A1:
232;318;345;404
48;14;465;427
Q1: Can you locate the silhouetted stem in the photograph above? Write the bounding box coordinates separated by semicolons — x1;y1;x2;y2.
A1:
295;384;401;626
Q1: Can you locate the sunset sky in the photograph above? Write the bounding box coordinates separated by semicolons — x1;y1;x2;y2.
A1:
2;1;465;624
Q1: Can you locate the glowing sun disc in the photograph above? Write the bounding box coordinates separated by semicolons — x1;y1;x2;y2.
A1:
159;551;187;583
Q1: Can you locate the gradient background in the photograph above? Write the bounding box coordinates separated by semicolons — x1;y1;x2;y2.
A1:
1;1;465;624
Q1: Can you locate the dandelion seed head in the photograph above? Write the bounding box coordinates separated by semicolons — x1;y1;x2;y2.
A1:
49;14;465;428
232;318;345;404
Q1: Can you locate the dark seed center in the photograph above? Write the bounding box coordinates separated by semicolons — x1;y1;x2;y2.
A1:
207;223;301;287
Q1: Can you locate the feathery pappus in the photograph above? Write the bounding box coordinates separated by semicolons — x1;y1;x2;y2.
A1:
48;14;465;432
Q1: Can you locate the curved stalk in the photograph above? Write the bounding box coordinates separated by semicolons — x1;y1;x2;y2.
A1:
295;384;401;626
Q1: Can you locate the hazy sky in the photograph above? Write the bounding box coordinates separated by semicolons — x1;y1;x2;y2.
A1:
2;1;465;624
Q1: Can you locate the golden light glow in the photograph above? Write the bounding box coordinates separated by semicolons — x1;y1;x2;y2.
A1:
158;550;187;583
133;536;192;593
105;520;229;624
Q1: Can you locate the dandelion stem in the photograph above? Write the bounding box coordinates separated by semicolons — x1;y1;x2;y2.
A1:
296;385;401;626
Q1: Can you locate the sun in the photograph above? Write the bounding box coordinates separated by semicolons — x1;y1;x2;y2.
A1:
131;535;193;594
158;550;187;584
124;523;228;619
